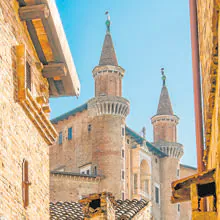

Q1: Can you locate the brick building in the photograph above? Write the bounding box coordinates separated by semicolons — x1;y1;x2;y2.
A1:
50;16;196;219
0;0;80;219
171;0;220;219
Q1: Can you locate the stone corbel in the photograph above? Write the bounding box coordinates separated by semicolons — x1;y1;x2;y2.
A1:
16;44;57;145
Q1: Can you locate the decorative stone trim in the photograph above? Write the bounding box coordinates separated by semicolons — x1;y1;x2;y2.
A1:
16;44;57;145
154;142;184;159
92;65;125;78
88;95;130;117
151;114;179;125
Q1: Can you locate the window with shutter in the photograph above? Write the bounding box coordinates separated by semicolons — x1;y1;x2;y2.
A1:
26;62;31;91
22;159;31;208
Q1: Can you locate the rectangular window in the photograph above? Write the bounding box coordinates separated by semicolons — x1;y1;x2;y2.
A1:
26;62;31;91
88;124;92;132
134;174;137;190
58;132;63;145
127;139;130;144
68;127;72;140
155;186;160;204
178;203;180;212
122;170;125;180
87;170;90;175
122;149;125;158
122;127;125;136
122;192;124;200
177;169;180;177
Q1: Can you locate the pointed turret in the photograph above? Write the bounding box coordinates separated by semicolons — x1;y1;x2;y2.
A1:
92;12;125;97
99;33;118;66
156;68;173;115
151;69;180;144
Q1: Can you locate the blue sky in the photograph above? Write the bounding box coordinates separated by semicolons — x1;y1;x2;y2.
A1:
50;0;197;167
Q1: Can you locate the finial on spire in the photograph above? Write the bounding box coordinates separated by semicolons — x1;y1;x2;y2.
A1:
105;11;111;33
161;68;166;86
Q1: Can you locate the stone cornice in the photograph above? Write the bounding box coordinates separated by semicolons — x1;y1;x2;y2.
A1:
16;44;57;145
151;114;179;124
88;95;130;117
92;65;125;78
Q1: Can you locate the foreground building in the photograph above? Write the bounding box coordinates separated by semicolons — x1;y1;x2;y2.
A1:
50;16;196;219
0;0;80;219
171;0;220;219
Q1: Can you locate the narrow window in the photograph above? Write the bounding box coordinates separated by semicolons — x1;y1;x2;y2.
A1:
122;149;125;158
122;170;125;180
155;186;160;204
94;166;97;175
134;174;137;190
177;169;180;177
88;124;92;132
127;139;130;144
177;203;180;212
58;132;63;145
26;62;31;91
122;127;125;136
87;170;90;175
68;127;72;140
122;192;124;200
22;159;31;208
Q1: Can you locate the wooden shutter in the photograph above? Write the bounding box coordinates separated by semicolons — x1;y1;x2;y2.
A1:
22;159;31;208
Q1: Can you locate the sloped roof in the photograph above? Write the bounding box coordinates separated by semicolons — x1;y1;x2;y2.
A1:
125;126;167;158
99;32;118;66
50;201;84;220
50;199;149;220
51;103;87;124
180;164;197;170
115;199;149;219
156;86;173;115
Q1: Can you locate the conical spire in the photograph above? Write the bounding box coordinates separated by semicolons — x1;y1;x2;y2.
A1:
99;12;118;66
156;68;174;115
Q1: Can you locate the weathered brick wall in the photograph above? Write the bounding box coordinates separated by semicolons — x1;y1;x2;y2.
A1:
50;174;100;202
95;72;122;97
0;0;50;219
90;114;126;200
197;0;219;167
50;109;92;172
160;157;179;220
179;165;197;220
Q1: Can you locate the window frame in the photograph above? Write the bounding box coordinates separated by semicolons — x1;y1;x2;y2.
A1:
68;127;72;140
154;184;160;205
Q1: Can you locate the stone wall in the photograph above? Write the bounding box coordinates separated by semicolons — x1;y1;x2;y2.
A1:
160;157;179;220
179;165;197;220
0;0;50;219
50;109;92;172
50;174;100;202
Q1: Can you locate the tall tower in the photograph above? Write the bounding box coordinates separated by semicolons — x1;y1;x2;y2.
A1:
88;13;129;199
151;69;183;220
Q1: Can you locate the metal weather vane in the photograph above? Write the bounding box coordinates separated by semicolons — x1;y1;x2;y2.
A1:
161;68;166;86
105;11;111;32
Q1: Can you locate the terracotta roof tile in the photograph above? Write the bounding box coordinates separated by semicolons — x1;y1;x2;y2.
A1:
50;201;84;220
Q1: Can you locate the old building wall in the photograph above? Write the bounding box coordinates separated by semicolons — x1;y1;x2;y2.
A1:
179;165;197;220
50;174;100;202
50;109;92;172
151;154;161;220
197;0;220;218
90;114;126;200
0;0;50;219
160;157;179;220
